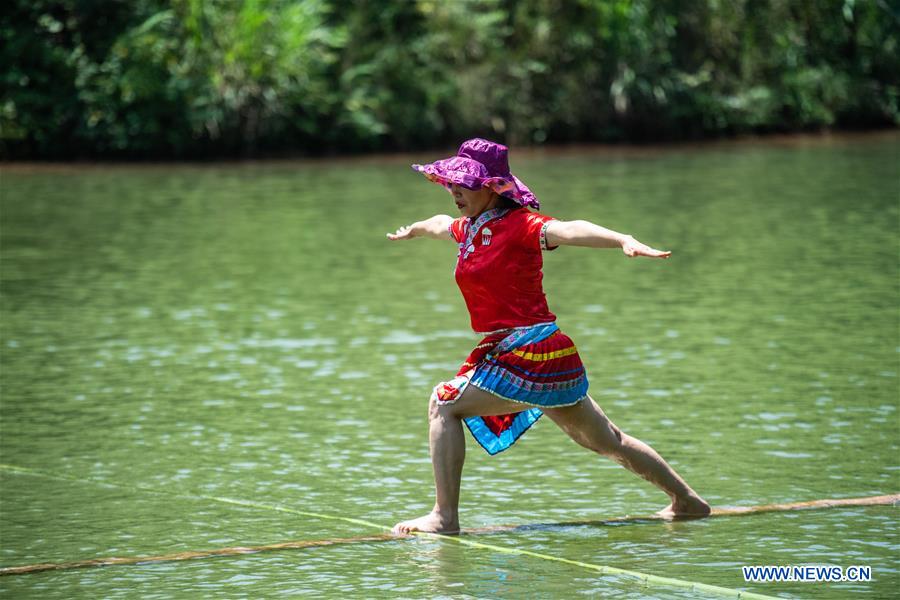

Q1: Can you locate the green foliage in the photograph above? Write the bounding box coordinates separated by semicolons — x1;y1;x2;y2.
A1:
2;0;897;158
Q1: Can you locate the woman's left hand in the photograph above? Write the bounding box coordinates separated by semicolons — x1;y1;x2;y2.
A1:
622;236;671;259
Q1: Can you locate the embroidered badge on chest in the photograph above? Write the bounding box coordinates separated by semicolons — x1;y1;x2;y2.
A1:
481;227;492;246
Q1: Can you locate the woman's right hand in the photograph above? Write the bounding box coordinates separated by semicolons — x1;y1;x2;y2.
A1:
386;223;418;240
386;215;453;241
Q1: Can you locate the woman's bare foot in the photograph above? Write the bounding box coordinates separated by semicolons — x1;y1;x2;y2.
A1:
392;510;460;535
656;494;712;519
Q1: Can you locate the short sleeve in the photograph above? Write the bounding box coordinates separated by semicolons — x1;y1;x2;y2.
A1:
449;217;467;243
522;212;558;251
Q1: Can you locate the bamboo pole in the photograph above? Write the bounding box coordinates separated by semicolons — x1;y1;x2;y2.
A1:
0;535;396;576
2;494;895;577
464;493;900;535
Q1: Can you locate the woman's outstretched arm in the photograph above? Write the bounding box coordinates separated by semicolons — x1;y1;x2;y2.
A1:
545;220;671;258
386;214;454;241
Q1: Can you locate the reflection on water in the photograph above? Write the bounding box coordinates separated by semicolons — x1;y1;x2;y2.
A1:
1;133;898;598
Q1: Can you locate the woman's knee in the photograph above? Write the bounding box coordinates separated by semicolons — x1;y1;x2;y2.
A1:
428;398;459;422
578;421;624;455
596;421;624;455
548;399;624;456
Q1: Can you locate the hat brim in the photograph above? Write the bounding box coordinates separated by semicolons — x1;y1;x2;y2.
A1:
411;163;540;210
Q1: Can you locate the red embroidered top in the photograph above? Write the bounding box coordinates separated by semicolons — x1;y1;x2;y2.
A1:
449;207;558;333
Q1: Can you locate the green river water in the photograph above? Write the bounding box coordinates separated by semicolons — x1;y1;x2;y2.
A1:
1;133;898;598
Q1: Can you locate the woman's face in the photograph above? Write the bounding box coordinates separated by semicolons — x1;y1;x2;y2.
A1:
450;183;498;218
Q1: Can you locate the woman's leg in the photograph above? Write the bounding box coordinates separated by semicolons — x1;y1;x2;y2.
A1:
392;385;524;534
543;396;710;517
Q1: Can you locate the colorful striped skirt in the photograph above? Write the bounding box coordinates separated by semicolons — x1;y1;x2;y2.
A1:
430;322;589;455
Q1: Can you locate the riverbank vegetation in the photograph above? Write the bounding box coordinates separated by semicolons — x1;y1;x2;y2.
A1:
3;0;898;158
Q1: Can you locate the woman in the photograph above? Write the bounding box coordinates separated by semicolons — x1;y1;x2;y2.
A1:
387;138;709;534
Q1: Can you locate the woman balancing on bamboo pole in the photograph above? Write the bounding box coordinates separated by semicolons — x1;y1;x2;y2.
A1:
387;138;710;534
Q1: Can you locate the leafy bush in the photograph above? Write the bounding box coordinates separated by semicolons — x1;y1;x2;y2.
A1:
2;0;897;158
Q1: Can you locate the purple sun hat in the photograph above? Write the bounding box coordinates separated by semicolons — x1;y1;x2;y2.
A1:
412;138;540;209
